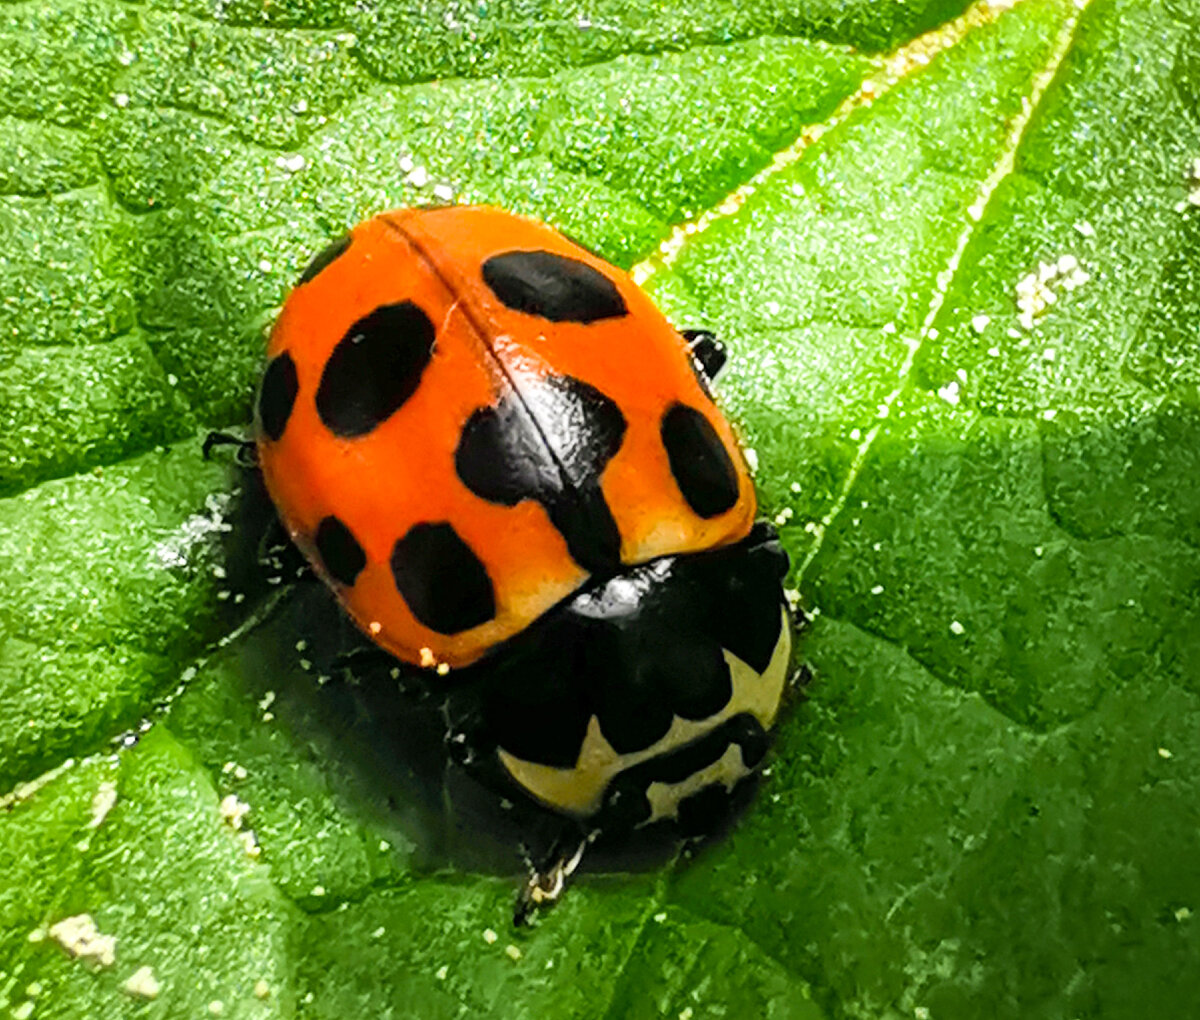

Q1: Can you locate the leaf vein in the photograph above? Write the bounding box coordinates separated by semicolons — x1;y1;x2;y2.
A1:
797;0;1092;583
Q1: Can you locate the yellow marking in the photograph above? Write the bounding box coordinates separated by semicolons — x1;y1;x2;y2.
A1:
644;743;750;823
497;607;791;816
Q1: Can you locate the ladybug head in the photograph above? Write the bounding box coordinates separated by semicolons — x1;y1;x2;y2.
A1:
446;523;794;837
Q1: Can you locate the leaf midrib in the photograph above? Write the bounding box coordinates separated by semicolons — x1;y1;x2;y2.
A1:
794;0;1090;582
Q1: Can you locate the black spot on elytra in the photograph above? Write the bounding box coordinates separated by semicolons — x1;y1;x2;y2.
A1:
257;351;299;441
661;403;739;519
455;376;625;574
482;250;627;323
391;522;495;634
314;515;366;586
316;301;435;437
298;233;352;285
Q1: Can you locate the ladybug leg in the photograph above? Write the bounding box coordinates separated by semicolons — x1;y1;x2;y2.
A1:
329;645;398;682
514;829;593;926
202;430;259;468
789;661;815;697
256;517;311;584
682;329;727;381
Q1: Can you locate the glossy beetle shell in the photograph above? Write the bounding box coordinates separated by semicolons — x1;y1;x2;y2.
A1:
255;206;757;669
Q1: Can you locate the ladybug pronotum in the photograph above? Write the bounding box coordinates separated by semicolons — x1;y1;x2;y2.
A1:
253;205;794;917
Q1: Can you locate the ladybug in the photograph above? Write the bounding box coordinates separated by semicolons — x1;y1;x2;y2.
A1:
243;205;793;917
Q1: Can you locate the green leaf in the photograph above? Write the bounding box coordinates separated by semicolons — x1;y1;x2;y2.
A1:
3;0;1198;1016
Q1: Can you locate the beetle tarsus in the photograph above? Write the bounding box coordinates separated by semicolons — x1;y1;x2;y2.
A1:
203;430;259;467
514;834;590;926
682;329;727;381
330;646;395;681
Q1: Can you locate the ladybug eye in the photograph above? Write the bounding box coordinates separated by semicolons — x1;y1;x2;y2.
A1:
482;250;627;323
